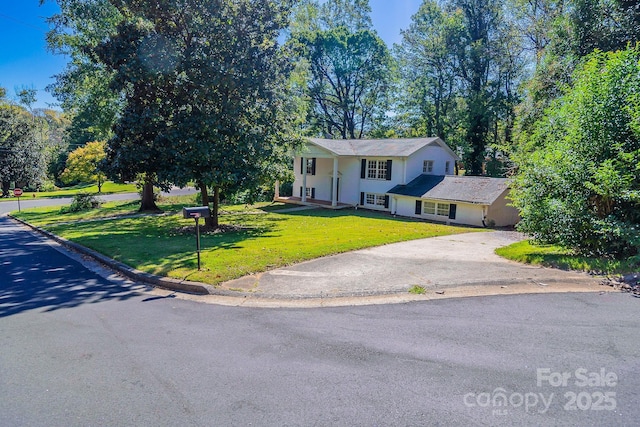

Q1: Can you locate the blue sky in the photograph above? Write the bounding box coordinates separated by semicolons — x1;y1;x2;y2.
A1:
0;0;422;110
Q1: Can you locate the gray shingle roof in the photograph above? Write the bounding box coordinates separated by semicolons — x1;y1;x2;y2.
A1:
388;175;510;205
308;137;459;159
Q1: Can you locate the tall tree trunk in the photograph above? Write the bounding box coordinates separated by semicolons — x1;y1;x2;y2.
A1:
139;173;160;212
199;182;215;228
209;186;220;228
200;181;210;207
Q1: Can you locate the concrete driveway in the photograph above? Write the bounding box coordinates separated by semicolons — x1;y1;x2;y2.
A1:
223;231;601;300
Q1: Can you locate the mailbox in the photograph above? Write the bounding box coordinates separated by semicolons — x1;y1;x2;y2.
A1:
182;206;211;219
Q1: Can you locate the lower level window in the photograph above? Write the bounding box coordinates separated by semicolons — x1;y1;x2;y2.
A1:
300;187;315;198
366;193;387;207
423;201;449;216
423;201;436;215
437;202;450;216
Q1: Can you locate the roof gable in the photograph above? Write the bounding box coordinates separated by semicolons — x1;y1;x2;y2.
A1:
388;175;510;205
305;137;459;159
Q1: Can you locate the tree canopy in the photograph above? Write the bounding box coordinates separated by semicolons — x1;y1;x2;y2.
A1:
60;140;107;192
396;0;523;175
83;0;297;219
510;47;640;259
0;100;46;196
290;0;392;139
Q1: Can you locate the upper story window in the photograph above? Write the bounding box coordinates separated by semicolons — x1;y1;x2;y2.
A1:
301;157;316;175
423;160;434;173
367;160;388;180
361;159;392;181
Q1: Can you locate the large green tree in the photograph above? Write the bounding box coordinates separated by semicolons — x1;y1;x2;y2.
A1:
395;1;462;141
290;0;393;139
509;0;567;66
0;96;47;196
396;0;522;175
44;0;123;147
94;16;174;211
511;47;640;259
60;140;107;192
515;0;640;138
94;0;296;221
447;0;515;176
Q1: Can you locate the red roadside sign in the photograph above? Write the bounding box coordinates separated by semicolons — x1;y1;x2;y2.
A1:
13;188;23;197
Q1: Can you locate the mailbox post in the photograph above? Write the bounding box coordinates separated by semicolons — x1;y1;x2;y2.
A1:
182;207;211;270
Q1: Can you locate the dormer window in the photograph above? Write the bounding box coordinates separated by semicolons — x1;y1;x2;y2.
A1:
423;160;434;173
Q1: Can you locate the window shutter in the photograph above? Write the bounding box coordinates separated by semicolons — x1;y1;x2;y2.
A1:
384;195;390;209
415;200;422;215
360;192;365;205
311;158;317;176
449;204;457;220
361;159;367;179
386;160;393;180
299;186;303;197
300;158;304;174
311;188;316;199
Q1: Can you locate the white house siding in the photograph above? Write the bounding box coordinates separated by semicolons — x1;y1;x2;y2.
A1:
393;196;418;218
309;157;361;205
358;156;405;210
451;202;485;227
338;158;361;205
406;144;456;178
293;156;362;205
486;191;520;227
392;195;487;227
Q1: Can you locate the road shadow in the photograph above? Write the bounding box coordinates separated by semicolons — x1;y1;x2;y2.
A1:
0;217;142;318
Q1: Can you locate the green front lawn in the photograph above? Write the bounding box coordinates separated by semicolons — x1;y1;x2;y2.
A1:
0;181;137;201
495;240;637;274
13;198;481;286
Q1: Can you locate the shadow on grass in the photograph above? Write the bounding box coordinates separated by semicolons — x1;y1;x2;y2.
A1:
274;206;449;224
0;217;142;318
47;213;282;276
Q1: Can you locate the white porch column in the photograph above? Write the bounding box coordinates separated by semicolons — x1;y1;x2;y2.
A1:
332;156;339;207
301;157;307;202
402;158;407;185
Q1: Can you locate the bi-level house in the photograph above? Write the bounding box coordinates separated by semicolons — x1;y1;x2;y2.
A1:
277;137;519;227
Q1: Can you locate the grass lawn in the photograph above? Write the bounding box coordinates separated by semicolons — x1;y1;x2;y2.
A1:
0;181;137;201
495;240;637;275
12;197;482;286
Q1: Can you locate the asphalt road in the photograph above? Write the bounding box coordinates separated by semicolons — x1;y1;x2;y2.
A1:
1;216;639;426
